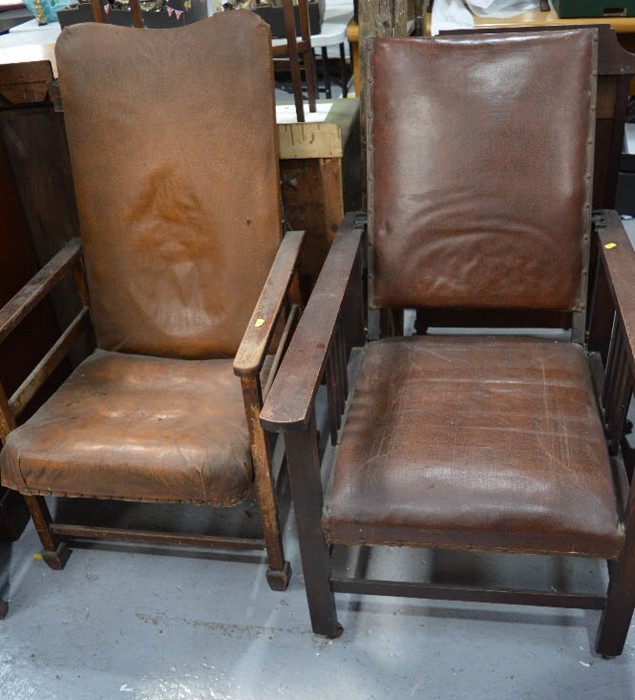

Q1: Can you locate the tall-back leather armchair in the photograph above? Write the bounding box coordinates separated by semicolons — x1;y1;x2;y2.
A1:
261;28;635;654
0;12;303;592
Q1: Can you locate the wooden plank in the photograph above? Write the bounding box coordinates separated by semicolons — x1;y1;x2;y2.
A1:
277;98;358;160
278;121;343;159
0;59;53;105
280;157;344;295
471;8;635;32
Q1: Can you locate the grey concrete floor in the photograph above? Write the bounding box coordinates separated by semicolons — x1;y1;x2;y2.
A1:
1;491;635;699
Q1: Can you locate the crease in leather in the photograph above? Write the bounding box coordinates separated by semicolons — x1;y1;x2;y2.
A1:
324;335;622;558
55;13;282;359
367;30;595;310
0;350;254;506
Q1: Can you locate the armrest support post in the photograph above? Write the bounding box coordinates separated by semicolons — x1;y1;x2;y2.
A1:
240;373;285;572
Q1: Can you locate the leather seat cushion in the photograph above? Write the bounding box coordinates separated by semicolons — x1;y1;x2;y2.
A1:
324;336;624;558
0;350;253;506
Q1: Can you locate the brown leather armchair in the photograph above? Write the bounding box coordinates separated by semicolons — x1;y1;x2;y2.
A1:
0;12;303;591
261;28;635;654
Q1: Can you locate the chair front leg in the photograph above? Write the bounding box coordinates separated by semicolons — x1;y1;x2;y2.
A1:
23;495;70;570
241;375;290;591
285;411;341;638
596;547;635;657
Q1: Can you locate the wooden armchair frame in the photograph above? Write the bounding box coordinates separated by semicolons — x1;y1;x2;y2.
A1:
260;26;635;655
0;228;304;590
261;209;635;656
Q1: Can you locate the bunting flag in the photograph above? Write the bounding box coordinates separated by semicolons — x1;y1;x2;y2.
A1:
165;4;185;19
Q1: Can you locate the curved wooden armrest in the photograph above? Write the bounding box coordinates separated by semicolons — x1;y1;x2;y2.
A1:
0;238;82;345
596;210;635;365
260;212;364;433
233;230;305;378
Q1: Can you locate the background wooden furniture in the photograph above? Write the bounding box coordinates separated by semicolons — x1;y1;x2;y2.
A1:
0;13;302;590
0;77;68;543
347;5;635;98
279;98;360;297
261;29;635;657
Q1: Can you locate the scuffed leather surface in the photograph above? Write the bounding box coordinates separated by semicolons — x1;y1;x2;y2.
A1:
368;30;595;310
55;13;281;358
324;336;623;557
0;350;253;506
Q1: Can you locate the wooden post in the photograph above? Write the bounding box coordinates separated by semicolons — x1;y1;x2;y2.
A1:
358;0;411;202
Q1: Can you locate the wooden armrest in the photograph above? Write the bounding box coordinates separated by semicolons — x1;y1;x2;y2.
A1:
233;230;305;377
260;212;364;433
596;210;635;366
0;238;82;345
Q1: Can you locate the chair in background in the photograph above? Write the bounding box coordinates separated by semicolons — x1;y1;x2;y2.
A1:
0;12;303;591
88;0;142;25
261;28;635;655
272;0;317;121
311;20;349;99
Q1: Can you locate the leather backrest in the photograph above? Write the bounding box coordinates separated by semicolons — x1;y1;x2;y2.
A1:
367;30;597;311
55;13;282;358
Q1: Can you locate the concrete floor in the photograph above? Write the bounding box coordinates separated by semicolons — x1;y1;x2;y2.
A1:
2;460;635;699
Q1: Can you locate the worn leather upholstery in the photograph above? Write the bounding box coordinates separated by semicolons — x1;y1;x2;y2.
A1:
1;350;252;506
324;336;623;558
368;30;596;311
56;13;282;359
0;15;281;505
